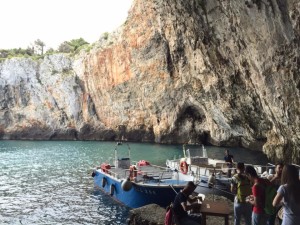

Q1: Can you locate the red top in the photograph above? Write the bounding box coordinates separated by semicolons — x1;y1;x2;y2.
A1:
252;178;267;214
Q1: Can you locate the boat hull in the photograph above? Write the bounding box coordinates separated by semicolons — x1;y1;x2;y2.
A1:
93;170;184;208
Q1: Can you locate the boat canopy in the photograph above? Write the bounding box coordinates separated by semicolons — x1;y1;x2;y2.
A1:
114;142;131;169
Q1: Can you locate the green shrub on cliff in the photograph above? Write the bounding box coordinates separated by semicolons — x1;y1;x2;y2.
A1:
58;38;89;54
0;47;34;59
0;37;90;60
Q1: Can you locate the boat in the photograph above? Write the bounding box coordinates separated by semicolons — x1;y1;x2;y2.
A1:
166;144;233;191
92;142;188;208
166;144;276;192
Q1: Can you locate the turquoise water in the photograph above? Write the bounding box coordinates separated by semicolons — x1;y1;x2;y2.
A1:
0;141;269;224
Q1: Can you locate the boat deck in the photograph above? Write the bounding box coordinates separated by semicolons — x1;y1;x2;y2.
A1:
98;164;186;185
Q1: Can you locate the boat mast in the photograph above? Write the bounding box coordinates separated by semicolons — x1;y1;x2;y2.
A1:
202;145;208;158
114;142;120;166
127;143;131;161
183;144;186;158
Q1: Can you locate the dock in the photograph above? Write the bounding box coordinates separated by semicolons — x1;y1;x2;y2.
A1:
127;194;234;225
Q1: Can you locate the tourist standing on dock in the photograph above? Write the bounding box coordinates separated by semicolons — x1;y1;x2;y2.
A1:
224;150;234;177
231;162;252;225
245;165;269;225
173;181;202;225
269;162;284;188
273;165;300;225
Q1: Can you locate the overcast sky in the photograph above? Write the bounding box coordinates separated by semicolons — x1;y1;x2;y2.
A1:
0;0;133;50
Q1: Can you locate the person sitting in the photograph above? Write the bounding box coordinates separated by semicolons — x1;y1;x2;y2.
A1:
173;181;202;225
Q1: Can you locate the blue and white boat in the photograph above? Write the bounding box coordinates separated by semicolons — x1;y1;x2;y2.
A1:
92;142;188;208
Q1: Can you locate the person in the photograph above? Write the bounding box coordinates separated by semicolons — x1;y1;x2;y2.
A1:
224;150;234;177
231;162;252;225
268;162;284;225
173;181;202;225
245;165;269;225
269;162;284;188
272;165;300;225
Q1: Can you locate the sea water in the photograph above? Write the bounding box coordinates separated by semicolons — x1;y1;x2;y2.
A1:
0;141;269;224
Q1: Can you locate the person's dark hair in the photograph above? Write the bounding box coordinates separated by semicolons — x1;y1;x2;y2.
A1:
276;161;284;167
187;181;196;188
281;165;300;203
184;181;197;194
237;162;245;171
245;165;258;177
237;162;246;179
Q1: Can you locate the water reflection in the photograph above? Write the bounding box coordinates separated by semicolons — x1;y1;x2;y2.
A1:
0;141;131;225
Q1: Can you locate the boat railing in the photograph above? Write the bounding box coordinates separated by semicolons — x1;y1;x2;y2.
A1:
132;161;170;170
128;163;176;184
185;162;277;180
138;167;173;177
98;167;121;179
99;161;176;182
245;163;275;175
136;170;175;184
193;165;223;178
292;164;300;168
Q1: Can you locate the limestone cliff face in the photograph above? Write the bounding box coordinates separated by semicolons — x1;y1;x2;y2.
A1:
0;0;299;163
0;55;106;140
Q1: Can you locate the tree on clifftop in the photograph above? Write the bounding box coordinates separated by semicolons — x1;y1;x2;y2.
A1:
34;39;46;55
58;41;72;53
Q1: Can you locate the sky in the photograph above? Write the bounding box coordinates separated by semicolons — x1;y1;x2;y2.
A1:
0;0;133;50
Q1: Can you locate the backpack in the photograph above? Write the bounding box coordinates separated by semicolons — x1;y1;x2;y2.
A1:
256;180;277;215
234;174;252;203
263;182;277;215
165;203;173;225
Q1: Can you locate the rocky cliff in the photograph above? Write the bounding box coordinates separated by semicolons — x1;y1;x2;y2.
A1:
0;0;299;163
